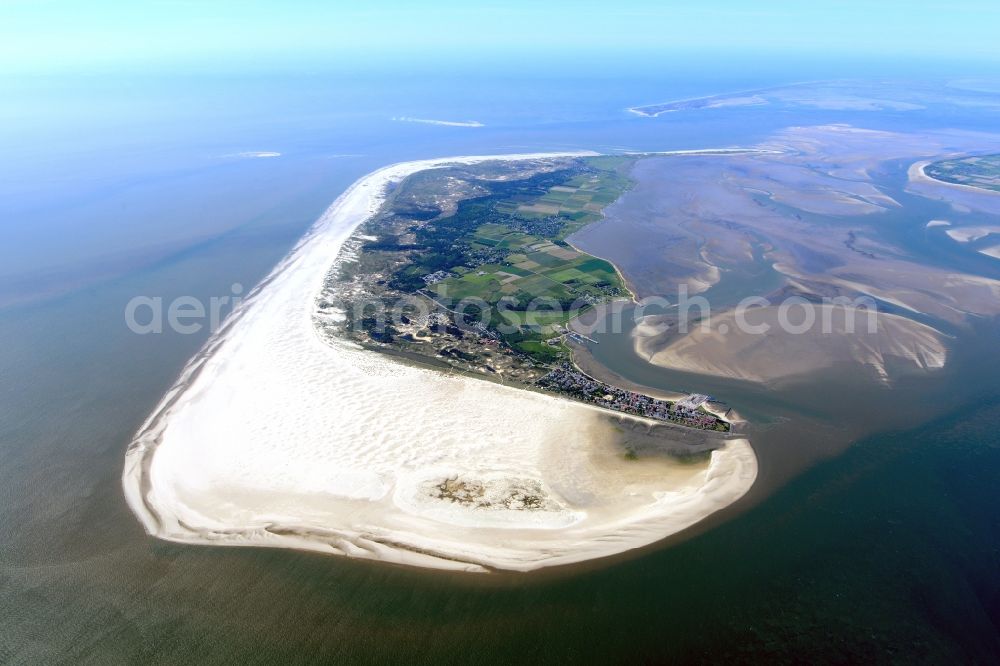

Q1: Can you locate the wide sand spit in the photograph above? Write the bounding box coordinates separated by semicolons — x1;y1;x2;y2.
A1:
123;152;757;573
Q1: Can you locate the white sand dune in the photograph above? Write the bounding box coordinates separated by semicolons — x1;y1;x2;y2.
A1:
123;153;758;573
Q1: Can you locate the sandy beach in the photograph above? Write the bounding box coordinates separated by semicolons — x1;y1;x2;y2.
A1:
122;152;758;573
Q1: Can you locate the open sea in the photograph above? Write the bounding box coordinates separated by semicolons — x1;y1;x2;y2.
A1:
2;58;1000;662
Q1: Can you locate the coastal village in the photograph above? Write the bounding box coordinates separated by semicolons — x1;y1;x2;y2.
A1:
324;291;733;433
538;365;729;431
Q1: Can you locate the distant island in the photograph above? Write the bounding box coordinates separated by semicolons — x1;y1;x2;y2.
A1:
924;154;1000;193
628;90;770;117
627;81;927;117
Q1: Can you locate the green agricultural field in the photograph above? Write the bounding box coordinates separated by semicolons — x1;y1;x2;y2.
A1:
431;220;626;335
512;156;633;239
378;155;634;359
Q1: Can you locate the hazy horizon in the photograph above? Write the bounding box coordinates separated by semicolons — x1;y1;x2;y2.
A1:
4;0;1000;75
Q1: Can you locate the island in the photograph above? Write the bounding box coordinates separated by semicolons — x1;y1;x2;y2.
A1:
122;152;758;573
924;154;1000;193
124;130;1000;572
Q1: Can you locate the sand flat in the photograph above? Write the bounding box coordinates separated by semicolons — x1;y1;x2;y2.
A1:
945;226;1000;243
634;305;947;385
979;244;1000;260
123;153;758;573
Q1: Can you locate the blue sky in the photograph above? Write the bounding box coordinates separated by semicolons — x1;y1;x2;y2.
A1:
3;0;999;73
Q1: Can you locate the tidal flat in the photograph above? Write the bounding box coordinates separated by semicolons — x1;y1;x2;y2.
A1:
569;122;1000;499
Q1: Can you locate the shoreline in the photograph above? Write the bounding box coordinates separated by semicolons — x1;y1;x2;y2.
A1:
909;159;1000;198
122;151;758;573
